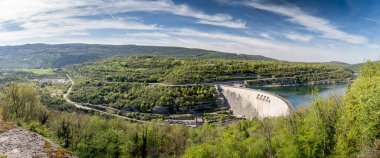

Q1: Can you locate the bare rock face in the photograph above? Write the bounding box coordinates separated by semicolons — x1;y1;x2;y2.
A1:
0;123;77;158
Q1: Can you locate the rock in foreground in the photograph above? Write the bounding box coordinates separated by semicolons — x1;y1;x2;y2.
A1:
0;123;76;158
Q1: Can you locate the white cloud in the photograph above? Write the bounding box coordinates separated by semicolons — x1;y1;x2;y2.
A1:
197;20;247;29
367;44;380;49
363;17;380;25
0;0;160;42
284;32;313;43
171;29;289;50
214;0;231;4
0;0;91;23
245;1;369;45
260;33;274;40
0;0;245;31
0;18;159;42
0;0;245;42
101;0;246;28
115;29;287;51
0;0;275;50
108;0;233;21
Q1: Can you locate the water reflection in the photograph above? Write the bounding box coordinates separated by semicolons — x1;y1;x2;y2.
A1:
250;84;348;108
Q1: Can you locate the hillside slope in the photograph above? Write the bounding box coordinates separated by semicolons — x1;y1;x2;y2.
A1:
0;44;273;69
344;61;379;72
67;56;354;113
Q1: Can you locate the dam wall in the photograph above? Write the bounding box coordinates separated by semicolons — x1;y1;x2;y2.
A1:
219;85;293;119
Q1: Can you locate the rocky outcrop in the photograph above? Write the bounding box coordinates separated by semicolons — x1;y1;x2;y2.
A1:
219;85;293;119
0;123;77;158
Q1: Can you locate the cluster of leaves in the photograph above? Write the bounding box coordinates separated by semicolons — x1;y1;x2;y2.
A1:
334;61;380;157
182;95;342;158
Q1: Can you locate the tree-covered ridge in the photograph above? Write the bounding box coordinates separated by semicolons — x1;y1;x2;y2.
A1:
344;61;380;72
0;44;273;69
70;56;181;83
66;56;354;113
69;82;216;113
164;59;353;84
70;56;354;84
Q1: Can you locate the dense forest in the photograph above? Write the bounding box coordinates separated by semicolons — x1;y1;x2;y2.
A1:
0;61;379;157
69;56;353;84
0;44;273;69
67;56;353;112
70;83;217;113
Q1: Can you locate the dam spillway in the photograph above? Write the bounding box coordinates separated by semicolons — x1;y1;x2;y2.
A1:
218;85;294;119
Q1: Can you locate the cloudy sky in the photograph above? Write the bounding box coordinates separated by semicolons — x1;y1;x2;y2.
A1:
1;0;379;63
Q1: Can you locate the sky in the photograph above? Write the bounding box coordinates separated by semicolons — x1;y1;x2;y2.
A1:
0;0;379;63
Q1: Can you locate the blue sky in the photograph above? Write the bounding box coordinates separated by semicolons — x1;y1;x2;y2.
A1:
0;0;379;63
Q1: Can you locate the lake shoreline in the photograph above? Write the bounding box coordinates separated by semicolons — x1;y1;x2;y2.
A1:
247;78;353;88
249;83;349;108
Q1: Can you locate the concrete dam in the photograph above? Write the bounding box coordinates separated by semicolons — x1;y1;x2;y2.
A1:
219;85;294;119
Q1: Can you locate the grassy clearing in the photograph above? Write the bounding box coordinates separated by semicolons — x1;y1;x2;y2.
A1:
18;68;54;75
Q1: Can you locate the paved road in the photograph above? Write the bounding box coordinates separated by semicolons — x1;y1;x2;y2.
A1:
64;74;152;123
63;74;223;127
63;75;91;110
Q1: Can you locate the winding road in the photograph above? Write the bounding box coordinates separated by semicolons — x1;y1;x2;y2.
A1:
64;74;290;126
63;75;200;127
64;74;152;123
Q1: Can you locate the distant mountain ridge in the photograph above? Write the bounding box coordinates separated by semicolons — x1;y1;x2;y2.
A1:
346;61;380;72
322;61;350;66
0;43;274;69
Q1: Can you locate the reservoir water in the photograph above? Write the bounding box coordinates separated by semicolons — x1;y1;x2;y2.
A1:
250;84;348;108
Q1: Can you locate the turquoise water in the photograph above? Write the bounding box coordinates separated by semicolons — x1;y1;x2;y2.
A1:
250;84;348;108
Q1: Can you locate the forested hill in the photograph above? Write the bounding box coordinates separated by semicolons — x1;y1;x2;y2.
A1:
345;61;380;72
0;44;273;69
67;56;354;112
